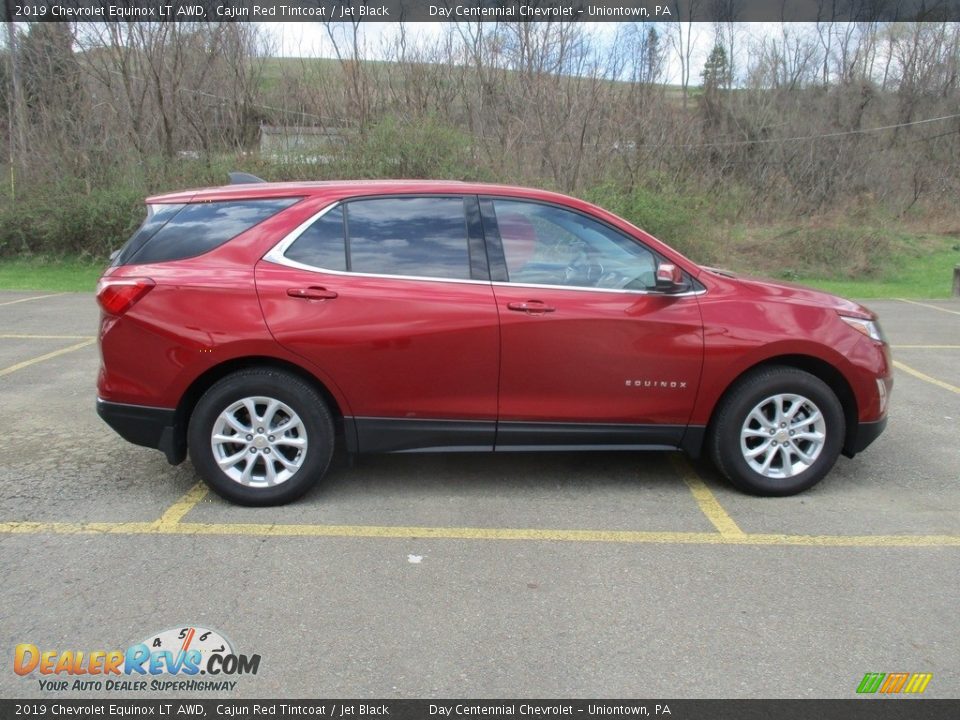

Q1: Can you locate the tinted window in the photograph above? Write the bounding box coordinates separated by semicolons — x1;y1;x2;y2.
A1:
345;197;470;280
112;203;185;266
284;206;347;271
126;198;300;265
493;200;657;291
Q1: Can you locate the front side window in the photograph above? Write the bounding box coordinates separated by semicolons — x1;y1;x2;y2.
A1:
492;200;658;291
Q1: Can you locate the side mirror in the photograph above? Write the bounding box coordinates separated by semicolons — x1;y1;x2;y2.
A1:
654;263;685;293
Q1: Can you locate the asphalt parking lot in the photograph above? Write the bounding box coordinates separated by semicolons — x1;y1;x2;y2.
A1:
1;291;958;699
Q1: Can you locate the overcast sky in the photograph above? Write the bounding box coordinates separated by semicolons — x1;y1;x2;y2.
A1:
266;21;790;85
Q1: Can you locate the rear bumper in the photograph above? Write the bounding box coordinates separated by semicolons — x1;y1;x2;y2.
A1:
96;398;185;465
842;416;888;458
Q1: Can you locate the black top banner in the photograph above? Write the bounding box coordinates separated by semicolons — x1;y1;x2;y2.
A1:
2;700;960;720
4;0;960;23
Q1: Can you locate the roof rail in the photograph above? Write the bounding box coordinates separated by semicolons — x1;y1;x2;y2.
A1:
228;171;266;185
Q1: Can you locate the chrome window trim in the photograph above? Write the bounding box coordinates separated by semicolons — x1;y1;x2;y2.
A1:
262;199;490;287
263;198;706;297
491;281;705;297
271;261;494;287
262;200;341;266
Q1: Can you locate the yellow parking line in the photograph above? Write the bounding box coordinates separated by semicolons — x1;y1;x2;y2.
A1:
0;292;67;307
0;339;96;377
0;334;95;340
154;483;209;528
673;455;745;537
0;519;958;546
2;413;955;549
893;360;960;395
896;298;960;316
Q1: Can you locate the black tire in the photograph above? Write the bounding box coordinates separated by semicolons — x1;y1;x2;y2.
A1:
188;368;335;506
708;365;845;496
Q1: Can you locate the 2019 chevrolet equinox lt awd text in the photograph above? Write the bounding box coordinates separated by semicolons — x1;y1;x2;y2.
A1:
96;178;891;505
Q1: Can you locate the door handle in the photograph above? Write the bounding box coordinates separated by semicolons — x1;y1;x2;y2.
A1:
507;300;555;314
287;287;338;300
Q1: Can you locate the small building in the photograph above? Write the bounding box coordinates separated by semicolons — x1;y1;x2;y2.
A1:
258;125;348;162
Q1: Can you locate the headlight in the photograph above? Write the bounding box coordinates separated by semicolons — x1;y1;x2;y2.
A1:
839;314;886;343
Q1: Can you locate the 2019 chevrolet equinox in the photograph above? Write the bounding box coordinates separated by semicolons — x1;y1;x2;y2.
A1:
96;178;891;505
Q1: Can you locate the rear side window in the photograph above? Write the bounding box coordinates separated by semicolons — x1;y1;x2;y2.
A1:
118;198;300;266
284;206;347;271
345;197;470;280
277;196;472;280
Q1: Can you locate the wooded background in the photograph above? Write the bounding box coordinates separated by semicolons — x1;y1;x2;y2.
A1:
2;20;959;279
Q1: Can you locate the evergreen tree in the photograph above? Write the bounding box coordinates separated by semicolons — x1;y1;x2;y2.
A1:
701;43;729;95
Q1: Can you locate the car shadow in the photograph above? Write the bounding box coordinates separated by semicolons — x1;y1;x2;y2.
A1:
306;449;686;503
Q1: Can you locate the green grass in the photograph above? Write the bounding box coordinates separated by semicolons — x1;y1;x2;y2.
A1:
789;239;960;299
699;224;960;299
0;257;105;292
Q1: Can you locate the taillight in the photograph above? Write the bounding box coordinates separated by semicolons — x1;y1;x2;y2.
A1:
96;278;155;316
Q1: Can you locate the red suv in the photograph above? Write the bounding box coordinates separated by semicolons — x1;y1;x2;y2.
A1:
97;178;891;505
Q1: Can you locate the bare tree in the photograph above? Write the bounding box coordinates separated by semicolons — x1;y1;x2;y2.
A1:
670;0;704;107
323;14;371;131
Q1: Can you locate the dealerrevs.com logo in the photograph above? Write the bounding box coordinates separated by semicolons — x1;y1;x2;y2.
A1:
14;626;261;693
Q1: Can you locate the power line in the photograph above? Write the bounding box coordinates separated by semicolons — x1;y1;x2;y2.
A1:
97;66;959;150
464;112;960;152
186;88;350;126
636;113;960;149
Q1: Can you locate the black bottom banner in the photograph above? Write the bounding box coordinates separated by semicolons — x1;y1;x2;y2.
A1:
2;699;959;720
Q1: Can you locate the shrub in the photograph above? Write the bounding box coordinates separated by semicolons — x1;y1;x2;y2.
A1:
770;226;896;279
0;187;143;259
341;115;484;180
584;183;704;258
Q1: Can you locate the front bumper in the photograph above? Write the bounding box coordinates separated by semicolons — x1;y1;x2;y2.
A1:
842;416;888;458
96;398;185;465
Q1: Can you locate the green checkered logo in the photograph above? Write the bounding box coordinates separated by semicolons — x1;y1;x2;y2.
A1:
857;672;932;694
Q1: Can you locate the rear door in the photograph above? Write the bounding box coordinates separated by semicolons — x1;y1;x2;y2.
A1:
256;194;500;452
481;197;705;448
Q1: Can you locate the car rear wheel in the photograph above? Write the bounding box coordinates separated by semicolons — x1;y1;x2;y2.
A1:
708;366;845;496
188;368;335;506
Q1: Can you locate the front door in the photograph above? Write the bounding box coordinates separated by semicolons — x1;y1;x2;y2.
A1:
482;198;704;448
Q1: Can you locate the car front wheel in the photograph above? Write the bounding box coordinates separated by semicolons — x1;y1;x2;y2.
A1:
188;368;335;506
708;366;845;496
